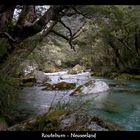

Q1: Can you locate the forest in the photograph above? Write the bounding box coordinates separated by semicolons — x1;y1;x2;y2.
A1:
0;5;140;131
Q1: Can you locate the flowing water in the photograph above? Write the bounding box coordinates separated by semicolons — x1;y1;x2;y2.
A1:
12;71;140;131
86;78;140;131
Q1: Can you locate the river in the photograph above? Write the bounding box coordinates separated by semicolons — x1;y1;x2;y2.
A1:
11;71;140;131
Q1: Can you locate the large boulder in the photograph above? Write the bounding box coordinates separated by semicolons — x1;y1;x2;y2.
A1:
7;111;122;131
70;80;109;96
42;82;76;90
70;81;93;96
20;71;50;86
20;72;36;87
55;60;62;67
68;64;86;74
34;71;50;84
58;112;111;131
43;63;60;73
20;60;38;76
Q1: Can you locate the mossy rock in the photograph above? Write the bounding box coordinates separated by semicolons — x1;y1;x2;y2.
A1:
22;78;36;83
70;80;94;96
21;82;34;87
8;110;65;131
58;111;122;131
42;82;76;90
7;110;122;131
34;70;50;84
20;72;36;87
43;64;59;73
70;85;84;96
90;116;123;131
29;113;61;131
68;64;86;74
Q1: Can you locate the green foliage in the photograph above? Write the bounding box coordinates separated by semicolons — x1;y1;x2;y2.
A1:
24;110;65;131
0;116;8;130
109;73;140;80
0;38;11;60
73;6;140;75
17;6;140;78
0;74;20;115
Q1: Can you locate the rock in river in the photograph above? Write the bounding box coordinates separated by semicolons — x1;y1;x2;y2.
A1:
20;72;36;87
70;80;109;96
42;82;76;90
34;70;50;84
68;64;86;74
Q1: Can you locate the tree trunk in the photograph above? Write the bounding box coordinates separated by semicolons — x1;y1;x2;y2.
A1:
0;6;15;32
0;35;43;76
0;20;58;76
16;5;37;27
108;40;125;71
134;26;140;56
0;6;66;76
13;6;64;41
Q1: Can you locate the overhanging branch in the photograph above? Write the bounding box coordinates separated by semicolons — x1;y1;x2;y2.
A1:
42;20;58;37
0;32;16;42
118;38;140;60
58;20;76;51
71;6;89;18
72;21;86;39
13;6;66;40
52;19;86;52
59;20;73;37
50;29;76;51
16;5;37;27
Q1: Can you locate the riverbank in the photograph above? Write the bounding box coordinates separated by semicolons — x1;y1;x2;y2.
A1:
91;72;140;80
7;108;122;131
